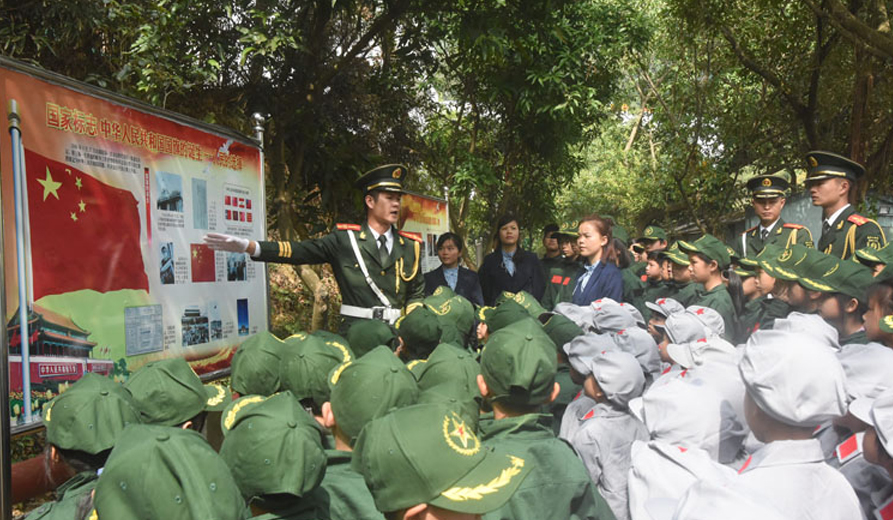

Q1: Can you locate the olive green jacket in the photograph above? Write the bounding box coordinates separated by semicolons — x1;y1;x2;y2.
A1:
541;261;584;311
818;205;887;260
25;472;97;520
655;281;700;307
736;296;792;344
735;218;814;258
841;329;868;346
480;414;616;520
256;223;425;313
316;450;384;520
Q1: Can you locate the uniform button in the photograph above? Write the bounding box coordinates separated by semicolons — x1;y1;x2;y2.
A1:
525;334;533;340
156;432;170;442
287;420;297;429
381;271;386;276
100;390;109;396
390;367;399;373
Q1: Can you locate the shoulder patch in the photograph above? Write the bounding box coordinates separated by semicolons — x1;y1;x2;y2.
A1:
782;223;804;229
336;223;361;231
848;214;869;226
836;432;863;465
398;231;423;242
745;225;758;233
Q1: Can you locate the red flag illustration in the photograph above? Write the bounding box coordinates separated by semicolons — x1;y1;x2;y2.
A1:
25;149;148;300
190;243;216;282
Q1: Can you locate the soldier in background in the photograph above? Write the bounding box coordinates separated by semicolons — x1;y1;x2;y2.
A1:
736;174;813;258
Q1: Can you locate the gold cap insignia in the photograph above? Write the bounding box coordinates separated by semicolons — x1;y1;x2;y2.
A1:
762;178;772;187
392;168;402;179
808;156;818;168
645;226;653;235
443;412;480;456
884;315;893;328
779;249;793;262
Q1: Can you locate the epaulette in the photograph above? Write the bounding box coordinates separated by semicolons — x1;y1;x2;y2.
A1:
848;214;870;226
336;223;361;231
782;223;804;229
398;230;423;242
745;225;758;233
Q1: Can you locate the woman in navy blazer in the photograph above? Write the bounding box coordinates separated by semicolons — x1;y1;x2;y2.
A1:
478;215;545;306
565;214;623;306
424;233;484;307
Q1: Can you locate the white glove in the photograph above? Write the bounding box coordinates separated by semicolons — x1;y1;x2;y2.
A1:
203;233;250;253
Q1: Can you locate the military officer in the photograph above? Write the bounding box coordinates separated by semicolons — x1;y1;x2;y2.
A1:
736;174;813;258
204;164;424;331
806;151;887;259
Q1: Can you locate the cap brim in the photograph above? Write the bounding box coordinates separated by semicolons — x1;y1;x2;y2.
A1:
628;396;645;423
665;343;692;369
644;302;666;317
204;384;232;411
799;277;834;293
848;397;873;425
428;447;532;514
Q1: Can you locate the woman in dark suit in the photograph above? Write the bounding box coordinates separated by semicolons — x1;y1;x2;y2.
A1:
424;232;484;306
478;214;545;306
568;214;623;305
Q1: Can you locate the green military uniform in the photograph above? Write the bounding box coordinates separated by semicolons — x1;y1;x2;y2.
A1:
693;284;736;340
841;329;868;346
735;174;814;258
541;313;585;435
479;414;616;520
542;261;583;310
736;296;792;343
25;471;97;520
805;151;887;259
252;165;424;330
317;450;385;520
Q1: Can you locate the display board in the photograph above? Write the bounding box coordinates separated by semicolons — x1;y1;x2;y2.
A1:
0;58;267;426
398;191;450;274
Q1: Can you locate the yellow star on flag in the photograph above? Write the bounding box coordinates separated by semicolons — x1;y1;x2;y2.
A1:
70;212;77;222
193;249;199;259
38;168;62;201
75;177;83;189
78;200;86;212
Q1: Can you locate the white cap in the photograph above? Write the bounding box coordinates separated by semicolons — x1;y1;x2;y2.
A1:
553;303;595;330
665;307;723;344
666;336;737;369
772;312;840;350
670;480;792;520
645;297;686;319
611;327;662;375
590;298;638;333
838;342;893;401
618;302;646;327
640;378;741;459
869;387;893;458
685;306;725;338
739;329;847;427
563;332;616;376
582;350;645;408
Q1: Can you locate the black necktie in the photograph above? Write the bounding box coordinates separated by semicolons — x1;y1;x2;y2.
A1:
378;235;389;265
822;221;831;238
760;229;769;241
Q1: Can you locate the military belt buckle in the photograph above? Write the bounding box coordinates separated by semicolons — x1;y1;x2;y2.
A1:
372;307;385;320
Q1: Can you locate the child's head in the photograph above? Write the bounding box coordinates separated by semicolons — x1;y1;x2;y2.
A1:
478;318;559;416
645;298;685;343
581;350;644;409
230;331;286;397
864;279;893;344
804;260;873;336
563;331;616;385
740;329;847;442
679;235;730;285
645;251;663;281
280;333;352;417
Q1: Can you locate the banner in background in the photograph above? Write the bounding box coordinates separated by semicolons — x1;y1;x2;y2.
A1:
399;191;449;274
0;60;267;425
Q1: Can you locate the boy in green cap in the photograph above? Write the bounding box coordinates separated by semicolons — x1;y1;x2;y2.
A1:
319;346;419;520
230;331;286;397
655;245;700;307
220;391;327;519
352;402;531;520
124;357;230;432
394;306;443;362
803;258;875;345
280;332;353;420
92;424;246;520
475;318;616;520
27;374;140;520
412;342;483;429
679;234;736;337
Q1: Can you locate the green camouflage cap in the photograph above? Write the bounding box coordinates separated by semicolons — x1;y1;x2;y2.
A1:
220;391;326;500
352;403;531;514
124;358;231;426
280;332;352;407
412;343;481;402
478;300;530;333
347;319;397;357
480;317;557;406
395;305;443;358
230;331;286;396
509;290;548;319
94;424;245;520
43;373;141;455
639;225;667;242
354;164;408;194
800;257;874;301
329;345;420;445
678;234;731;269
541;313;584;350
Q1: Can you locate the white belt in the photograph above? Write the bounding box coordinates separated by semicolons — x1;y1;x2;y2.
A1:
340;304;401;324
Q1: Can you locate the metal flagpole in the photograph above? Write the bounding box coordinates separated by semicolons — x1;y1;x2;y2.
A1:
253;113;270;331
8;100;31;423
0;101;14;520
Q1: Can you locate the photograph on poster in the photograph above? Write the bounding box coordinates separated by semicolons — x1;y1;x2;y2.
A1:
181;305;210;346
227;252;246;281
208;301;222;340
192;178;208;229
237;298;249;336
156;171;183;212
159;242;175;285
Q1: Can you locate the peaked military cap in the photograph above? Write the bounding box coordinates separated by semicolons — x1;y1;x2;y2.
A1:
355;164;408;194
639;225;667;242
805;151;865;182
746;174;789;198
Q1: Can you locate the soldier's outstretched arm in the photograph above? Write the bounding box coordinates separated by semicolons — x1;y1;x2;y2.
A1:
203;232;337;266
